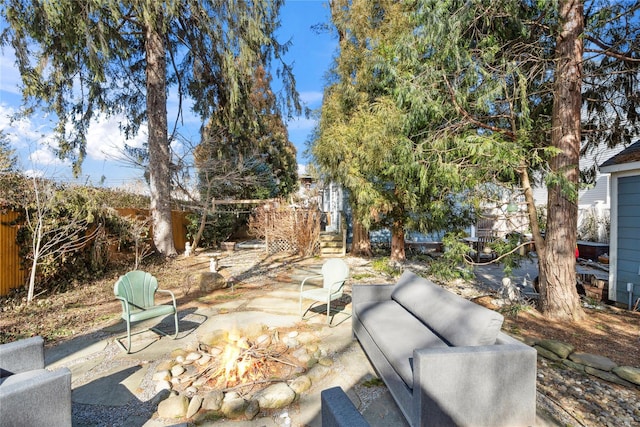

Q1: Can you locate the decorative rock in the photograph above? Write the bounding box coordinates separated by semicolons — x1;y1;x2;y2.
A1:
292;347;311;363
585;367;635;387
193;377;208;387
318;357;333;367
255;382;296;409
176;355;185;364
562;359;586;372
289;375;312;394
613;366;640;385
192;272;227;292
156;360;175;371
537;339;575;359
157;394;189;419
155;380;172;393
255;334;272;348
171;364;186;377
185;386;198;395
534;345;562;362
186;395;203;418
220;392;248;418
569;352;618;371
197;354;211;366
245;399;260;420
288;331;299;338
202;390;224;411
307;364;331;382
243;323;265;338
153;370;171;382
186;352;202;362
283;337;299;348
297;332;317;345
170;349;188;359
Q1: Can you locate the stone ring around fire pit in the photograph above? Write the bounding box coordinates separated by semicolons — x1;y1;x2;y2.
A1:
153;324;334;422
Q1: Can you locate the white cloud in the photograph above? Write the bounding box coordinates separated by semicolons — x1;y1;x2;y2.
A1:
85;114;147;162
28;146;68;167
287;115;317;131
0;103;52;148
300;90;323;106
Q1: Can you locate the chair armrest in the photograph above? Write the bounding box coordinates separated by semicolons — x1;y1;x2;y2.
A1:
300;274;323;291
328;279;346;294
0;336;44;376
114;295;131;317
413;343;537;426
156;289;177;309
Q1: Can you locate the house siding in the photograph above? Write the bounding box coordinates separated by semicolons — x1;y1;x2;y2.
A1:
615;175;640;305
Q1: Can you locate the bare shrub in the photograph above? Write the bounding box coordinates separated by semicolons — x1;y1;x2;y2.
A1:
249;201;320;256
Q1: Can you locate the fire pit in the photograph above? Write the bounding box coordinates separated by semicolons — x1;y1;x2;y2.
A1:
154;325;334;421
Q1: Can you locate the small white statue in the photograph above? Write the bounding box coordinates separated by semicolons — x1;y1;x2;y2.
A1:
209;257;218;273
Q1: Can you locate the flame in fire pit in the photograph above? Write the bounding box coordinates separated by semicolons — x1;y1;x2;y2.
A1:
220;337;252;386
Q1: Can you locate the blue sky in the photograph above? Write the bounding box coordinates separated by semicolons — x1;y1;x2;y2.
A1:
0;0;335;188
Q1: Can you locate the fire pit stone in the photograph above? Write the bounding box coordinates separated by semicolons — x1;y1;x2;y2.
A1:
154;325;335;421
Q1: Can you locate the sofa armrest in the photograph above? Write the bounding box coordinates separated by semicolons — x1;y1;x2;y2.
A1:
0;367;72;426
413;343;537;427
0;336;45;377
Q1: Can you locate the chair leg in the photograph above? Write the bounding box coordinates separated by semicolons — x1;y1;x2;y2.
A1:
327;299;331;324
299;295;303;319
117;320;131;354
172;311;179;339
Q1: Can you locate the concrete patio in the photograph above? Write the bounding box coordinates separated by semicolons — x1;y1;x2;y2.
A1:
43;254;561;426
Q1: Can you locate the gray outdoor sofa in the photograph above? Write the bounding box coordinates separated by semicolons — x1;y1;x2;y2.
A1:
352;270;537;427
0;336;72;427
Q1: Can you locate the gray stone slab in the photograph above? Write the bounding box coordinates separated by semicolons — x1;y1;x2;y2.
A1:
46;336;110;368
72;364;148;406
245;297;300;314
361;388;410;427
569;352;618;371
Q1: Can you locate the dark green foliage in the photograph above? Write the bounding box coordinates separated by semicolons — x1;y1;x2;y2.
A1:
186;212;237;249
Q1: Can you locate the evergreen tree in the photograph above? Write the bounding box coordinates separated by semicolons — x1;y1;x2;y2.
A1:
314;0;474;262
1;0;299;256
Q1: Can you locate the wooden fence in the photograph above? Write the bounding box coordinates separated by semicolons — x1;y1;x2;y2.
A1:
0;209;192;297
0;211;26;297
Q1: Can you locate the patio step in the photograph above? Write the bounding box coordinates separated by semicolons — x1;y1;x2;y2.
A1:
319;231;346;257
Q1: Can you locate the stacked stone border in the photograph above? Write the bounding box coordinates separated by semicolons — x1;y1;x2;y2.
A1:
529;338;640;389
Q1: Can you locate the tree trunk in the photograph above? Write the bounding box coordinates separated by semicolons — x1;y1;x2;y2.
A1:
145;12;176;257
539;0;585;320
351;217;372;257
390;218;406;263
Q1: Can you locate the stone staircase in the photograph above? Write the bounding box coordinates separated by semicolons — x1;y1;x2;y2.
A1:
319;231;346;257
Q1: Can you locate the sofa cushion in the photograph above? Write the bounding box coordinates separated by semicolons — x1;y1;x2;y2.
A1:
356;300;448;387
391;271;504;346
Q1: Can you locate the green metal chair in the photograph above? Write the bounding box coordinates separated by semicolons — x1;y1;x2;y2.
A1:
113;271;179;353
300;258;350;324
